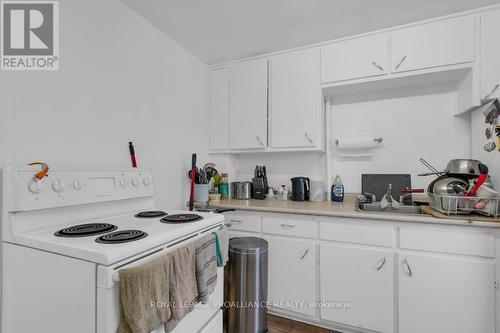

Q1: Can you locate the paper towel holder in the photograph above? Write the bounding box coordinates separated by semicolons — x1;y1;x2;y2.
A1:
334;137;383;146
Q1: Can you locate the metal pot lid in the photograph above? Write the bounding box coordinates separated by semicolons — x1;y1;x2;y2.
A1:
229;237;268;254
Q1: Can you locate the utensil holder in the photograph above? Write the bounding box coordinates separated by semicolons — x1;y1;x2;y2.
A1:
194;184;209;202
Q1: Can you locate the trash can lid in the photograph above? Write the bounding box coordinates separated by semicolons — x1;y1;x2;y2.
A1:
229;237;268;254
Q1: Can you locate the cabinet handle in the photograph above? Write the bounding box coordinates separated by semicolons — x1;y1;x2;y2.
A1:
256;136;264;146
230;219;242;223
304;132;314;144
484;83;499;99
403;258;413;277
371;61;385;72
395;56;407;70
298;248;310;260
280;223;296;229
376;257;388;271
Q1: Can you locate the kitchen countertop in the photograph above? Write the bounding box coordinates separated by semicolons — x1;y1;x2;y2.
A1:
211;195;500;228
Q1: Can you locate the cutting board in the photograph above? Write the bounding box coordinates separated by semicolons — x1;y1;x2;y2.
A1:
420;205;500;223
361;174;412;203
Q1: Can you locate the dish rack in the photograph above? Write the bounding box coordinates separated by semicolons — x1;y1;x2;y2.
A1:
427;193;500;217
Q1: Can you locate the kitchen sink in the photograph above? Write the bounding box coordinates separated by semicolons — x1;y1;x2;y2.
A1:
357;202;423;215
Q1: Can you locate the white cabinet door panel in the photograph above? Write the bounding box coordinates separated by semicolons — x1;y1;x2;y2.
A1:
265;235;316;317
209;68;230;150
391;16;475;73
320;244;394;333
269;48;322;149
229;59;268;149
321;33;389;83
399;254;495;333
481;9;500;100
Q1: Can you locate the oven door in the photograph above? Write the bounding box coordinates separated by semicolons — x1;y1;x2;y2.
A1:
96;224;224;333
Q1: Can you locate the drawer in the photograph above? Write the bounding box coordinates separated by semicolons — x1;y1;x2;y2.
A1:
223;211;261;233
399;228;495;258
262;214;317;238
319;219;394;247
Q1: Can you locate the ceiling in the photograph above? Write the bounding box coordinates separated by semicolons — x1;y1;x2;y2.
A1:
122;0;500;65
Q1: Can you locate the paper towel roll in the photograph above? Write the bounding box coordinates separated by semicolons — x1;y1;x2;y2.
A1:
335;137;382;150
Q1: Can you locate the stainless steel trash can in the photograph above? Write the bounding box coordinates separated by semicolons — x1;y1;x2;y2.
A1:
228;237;268;333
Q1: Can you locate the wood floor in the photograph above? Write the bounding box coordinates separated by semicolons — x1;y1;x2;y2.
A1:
267;314;335;333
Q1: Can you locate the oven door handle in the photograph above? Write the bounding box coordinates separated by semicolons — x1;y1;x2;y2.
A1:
110;223;224;284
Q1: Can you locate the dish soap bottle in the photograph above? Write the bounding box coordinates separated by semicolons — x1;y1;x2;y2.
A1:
331;175;344;202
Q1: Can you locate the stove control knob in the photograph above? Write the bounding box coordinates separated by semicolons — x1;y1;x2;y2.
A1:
132;178;140;187
119;178;127;187
28;180;43;194
52;179;66;193
143;177;151;187
73;179;83;191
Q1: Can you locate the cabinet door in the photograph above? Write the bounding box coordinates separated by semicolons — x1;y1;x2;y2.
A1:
399;254;495;333
229;59;268;150
269;48;322;149
199;310;222;333
391;16;475;73
481;9;500;100
265;235;316;317
321;33;389;83
209;68;230;150
320;244;394;333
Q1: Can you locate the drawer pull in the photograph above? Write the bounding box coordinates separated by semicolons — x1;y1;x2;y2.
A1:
376;257;387;271
395;55;407;70
403;258;413;277
371;61;385;72
280;223;296;229
484;83;499;99
304;132;314;144
299;248;310;260
256;136;265;146
230;219;242;223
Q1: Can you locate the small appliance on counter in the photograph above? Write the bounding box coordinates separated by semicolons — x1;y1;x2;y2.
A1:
252;165;268;200
291;177;310;201
231;181;253;200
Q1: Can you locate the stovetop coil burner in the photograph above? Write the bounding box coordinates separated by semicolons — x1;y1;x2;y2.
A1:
135;211;167;218
95;230;147;244
55;223;117;237
160;214;203;224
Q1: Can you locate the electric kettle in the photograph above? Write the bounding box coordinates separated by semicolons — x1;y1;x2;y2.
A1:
291;177;310;201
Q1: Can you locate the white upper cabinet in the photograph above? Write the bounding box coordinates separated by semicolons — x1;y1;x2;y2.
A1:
209;68;230;150
399;254;495;333
320;244;394;333
229;59;268;150
391;16;475;73
480;9;500;100
320;33;389;83
269;48;322;149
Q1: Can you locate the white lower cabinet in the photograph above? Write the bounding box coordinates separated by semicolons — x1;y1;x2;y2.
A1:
264;235;316;317
224;211;498;333
320;244;394;333
399;254;495;333
199;311;223;333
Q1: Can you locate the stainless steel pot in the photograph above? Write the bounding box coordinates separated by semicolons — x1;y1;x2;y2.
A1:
231;182;253;200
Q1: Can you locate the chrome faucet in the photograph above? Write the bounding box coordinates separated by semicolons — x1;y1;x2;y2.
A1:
385;184;393;204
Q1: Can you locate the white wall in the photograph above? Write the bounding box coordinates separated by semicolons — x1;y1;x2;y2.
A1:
0;0;209;209
330;91;465;193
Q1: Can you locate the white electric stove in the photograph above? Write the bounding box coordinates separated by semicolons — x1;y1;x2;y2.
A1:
1;165;224;333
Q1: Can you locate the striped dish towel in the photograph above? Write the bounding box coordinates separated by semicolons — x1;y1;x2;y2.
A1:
194;234;218;303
